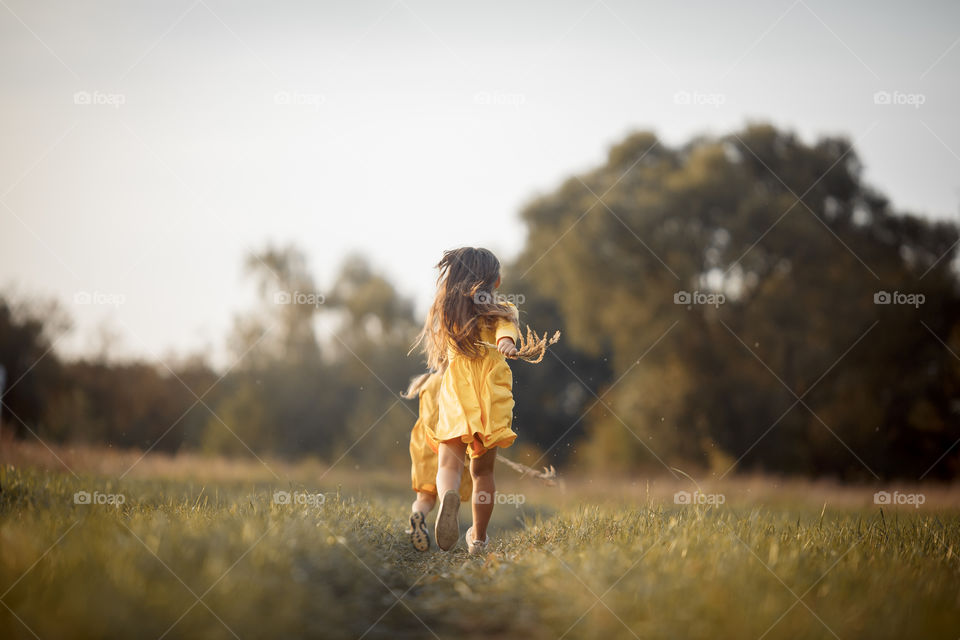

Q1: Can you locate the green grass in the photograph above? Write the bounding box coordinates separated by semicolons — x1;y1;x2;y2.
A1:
1;464;959;639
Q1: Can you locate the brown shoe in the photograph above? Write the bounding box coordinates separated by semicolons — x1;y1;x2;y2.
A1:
465;526;488;556
408;511;430;552
434;490;460;551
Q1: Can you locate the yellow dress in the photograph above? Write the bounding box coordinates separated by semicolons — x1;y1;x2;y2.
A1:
410;372;472;501
435;303;521;458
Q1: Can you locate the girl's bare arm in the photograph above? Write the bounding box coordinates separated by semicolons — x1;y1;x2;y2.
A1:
497;336;518;358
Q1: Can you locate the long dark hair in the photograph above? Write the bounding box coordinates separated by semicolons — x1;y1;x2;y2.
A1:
411;247;516;370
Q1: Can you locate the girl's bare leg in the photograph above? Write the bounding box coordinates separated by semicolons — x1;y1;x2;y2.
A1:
411;492;436;514
470;447;497;542
435;440;468;550
436;440;468;497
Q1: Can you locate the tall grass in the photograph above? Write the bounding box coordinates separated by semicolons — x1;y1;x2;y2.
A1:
1;460;958;639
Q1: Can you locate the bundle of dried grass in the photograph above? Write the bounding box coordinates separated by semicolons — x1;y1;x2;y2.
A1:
497;455;561;487
513;326;562;363
480;326;561;364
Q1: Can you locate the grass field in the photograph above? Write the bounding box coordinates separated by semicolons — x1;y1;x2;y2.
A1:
1;444;959;639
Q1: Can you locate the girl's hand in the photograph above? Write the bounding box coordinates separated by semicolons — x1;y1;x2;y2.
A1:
498;337;518;358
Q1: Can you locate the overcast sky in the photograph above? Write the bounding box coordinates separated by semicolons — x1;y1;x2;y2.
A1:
1;0;958;367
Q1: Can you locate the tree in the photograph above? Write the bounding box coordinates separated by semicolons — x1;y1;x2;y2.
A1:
0;293;69;439
515;122;960;479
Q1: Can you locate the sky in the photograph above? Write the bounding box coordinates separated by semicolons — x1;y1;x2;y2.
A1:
1;0;958;368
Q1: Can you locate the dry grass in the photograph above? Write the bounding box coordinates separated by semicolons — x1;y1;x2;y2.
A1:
513;326;562;363
480;325;561;363
4;439;960;510
2;440;959;639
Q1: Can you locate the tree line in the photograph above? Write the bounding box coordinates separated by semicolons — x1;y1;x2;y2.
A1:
2;122;957;480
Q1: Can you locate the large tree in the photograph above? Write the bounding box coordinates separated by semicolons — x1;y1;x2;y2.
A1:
514;123;960;480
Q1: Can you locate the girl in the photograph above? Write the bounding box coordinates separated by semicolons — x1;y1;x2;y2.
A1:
412;247;521;554
402;369;472;552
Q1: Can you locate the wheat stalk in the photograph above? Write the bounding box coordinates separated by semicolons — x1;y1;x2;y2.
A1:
480;325;561;363
514;326;562;363
496;455;561;487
